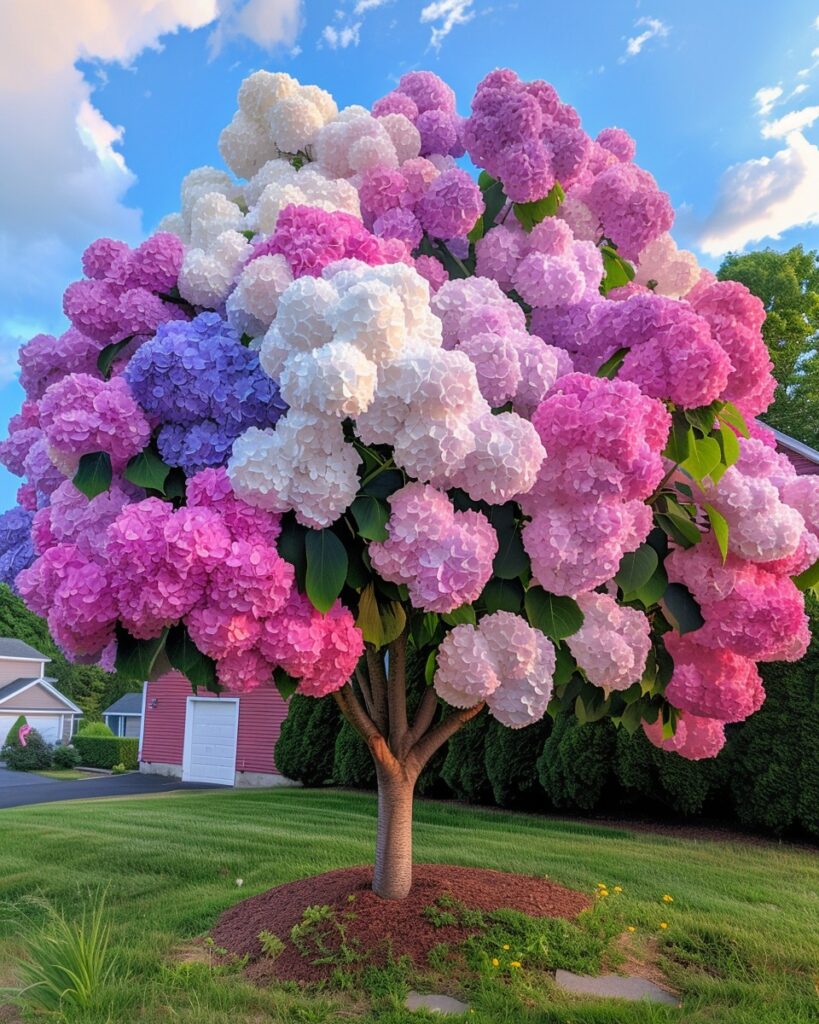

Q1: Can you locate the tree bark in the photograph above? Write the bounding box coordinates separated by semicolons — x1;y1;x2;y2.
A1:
334;637;484;900
372;762;417;900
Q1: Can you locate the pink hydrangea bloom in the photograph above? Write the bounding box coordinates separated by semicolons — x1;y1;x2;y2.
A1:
19;328;103;401
664;632;764;723
216;647;273;691
567;592;650;691
39;374;151;467
416;168;484;239
369;483;498;613
643;713;726;761
413;255;448;292
584;163;673;260
186;467;283;546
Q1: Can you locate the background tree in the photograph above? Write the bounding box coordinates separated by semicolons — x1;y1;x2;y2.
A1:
718;246;819;447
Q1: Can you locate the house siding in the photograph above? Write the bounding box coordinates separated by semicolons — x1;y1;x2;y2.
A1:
0;659;46;686
140;671;288;778
2;684;68;712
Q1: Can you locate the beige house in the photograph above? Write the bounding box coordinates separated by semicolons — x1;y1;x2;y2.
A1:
0;639;82;746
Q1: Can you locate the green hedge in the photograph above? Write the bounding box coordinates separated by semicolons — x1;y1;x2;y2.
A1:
274;694;341;785
73;735;138;770
3;714;27;749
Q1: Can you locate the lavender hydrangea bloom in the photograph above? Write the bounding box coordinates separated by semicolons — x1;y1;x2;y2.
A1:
0;507;35;591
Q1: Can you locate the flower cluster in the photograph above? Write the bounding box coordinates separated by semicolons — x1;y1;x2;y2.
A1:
124;312;286;474
521;373;668;595
369;483;498;612
434;611;555;728
63;233;186;345
1;66;810;766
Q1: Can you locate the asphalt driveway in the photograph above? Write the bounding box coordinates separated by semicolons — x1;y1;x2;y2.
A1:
0;767;217;809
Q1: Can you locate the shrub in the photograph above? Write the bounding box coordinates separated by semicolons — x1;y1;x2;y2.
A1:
484;716;551;809
2;729;52;771
441;712;492;803
537;716;617;812
51;744;81;770
274;694;341;785
111;762;127;775
73;735;138;770
77;720;114;737
3;714;27;748
333;718;376;789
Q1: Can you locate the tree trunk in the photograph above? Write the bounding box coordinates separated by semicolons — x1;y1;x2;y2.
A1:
372;763;416;900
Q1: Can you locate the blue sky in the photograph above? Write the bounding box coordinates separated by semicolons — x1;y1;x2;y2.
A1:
1;0;819;509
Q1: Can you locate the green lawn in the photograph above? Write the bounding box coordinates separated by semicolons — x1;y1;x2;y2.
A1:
0;788;817;1023
33;769;94;781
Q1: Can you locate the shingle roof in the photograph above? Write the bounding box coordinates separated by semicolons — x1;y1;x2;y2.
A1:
0;638;50;661
103;692;143;716
0;676;61;704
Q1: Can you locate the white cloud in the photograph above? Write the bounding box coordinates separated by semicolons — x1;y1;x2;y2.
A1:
761;104;819;138
791;83;809;97
420;0;475;50
208;0;301;56
814;15;819;28
619;16;669;62
754;85;783;116
321;21;362;48
697;131;819;256
0;0;302;382
354;0;389;12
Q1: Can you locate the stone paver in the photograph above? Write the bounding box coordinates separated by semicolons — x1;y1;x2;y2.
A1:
406;991;470;1015
554;968;680;1005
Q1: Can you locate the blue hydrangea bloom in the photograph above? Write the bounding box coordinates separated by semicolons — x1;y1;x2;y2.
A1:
0;506;35;592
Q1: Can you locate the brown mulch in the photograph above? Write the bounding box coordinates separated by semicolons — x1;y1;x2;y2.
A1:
211;864;590;983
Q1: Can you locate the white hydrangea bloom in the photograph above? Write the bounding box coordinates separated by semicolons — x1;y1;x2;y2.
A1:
188;192;246;251
378;113;421;163
226;255;294;338
314;112;399;178
247;169;361;236
219;109;277;180
635;233;701;298
434;625;501;707
279;341;377;417
228;414;362;528
707;466;805;563
567;592;651;691
177;230;250;307
155;212;185;238
238;71;298;122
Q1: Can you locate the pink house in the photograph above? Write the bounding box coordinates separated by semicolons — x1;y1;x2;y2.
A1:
139;671;294;787
138;430;819;789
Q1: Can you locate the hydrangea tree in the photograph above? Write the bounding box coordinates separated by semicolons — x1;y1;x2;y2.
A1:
1;69;816;900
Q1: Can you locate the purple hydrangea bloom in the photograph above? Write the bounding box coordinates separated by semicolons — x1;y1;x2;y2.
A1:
0;506;35;592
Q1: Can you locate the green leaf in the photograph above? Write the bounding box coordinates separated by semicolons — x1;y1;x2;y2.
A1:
410;612;440;649
350;495;389;541
660;496;702;546
277;516;307;592
524;587;584;640
614;544;659;593
305;528;348;613
512;182;565;230
361;468;404;500
717;401;749;438
684;402;722;436
424;649;437;686
165;624;217;690
73;451;112;499
467;215;484;243
96;336;134;378
124;447;171;493
575;688;611;725
492;520;529;579
115;624;168;681
680;436;722;482
662;583;705;635
274;666;298;701
595;347;629;379
664;413;693;464
355;583;405;649
715;424;740;468
793;557;819;592
481;180;508;232
704;503;730;562
480;577;524;614
630;563;668;608
553;643;577;687
442;604;477;627
240;333;254;347
600;245;635;294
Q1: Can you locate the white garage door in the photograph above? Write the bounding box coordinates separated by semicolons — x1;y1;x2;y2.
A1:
0;714;62;746
182;699;238;785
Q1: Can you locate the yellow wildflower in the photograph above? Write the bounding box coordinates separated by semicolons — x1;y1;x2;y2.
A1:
662;894;674;903
502;944;510;950
613;886;623;893
627;926;636;933
491;958;499;967
659;922;668;930
510;961;522;968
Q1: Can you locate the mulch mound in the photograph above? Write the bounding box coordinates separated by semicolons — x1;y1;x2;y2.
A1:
212;864;590;983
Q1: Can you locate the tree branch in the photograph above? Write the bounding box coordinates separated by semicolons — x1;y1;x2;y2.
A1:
387;629;409;756
406;686;439;749
408;702;485;773
355;663;375;719
332;684;397;772
365;646;389;735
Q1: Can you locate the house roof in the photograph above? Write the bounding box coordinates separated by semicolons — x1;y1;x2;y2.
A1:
0;676;82;713
0;638;50;662
772;429;819;468
103;692;143;716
